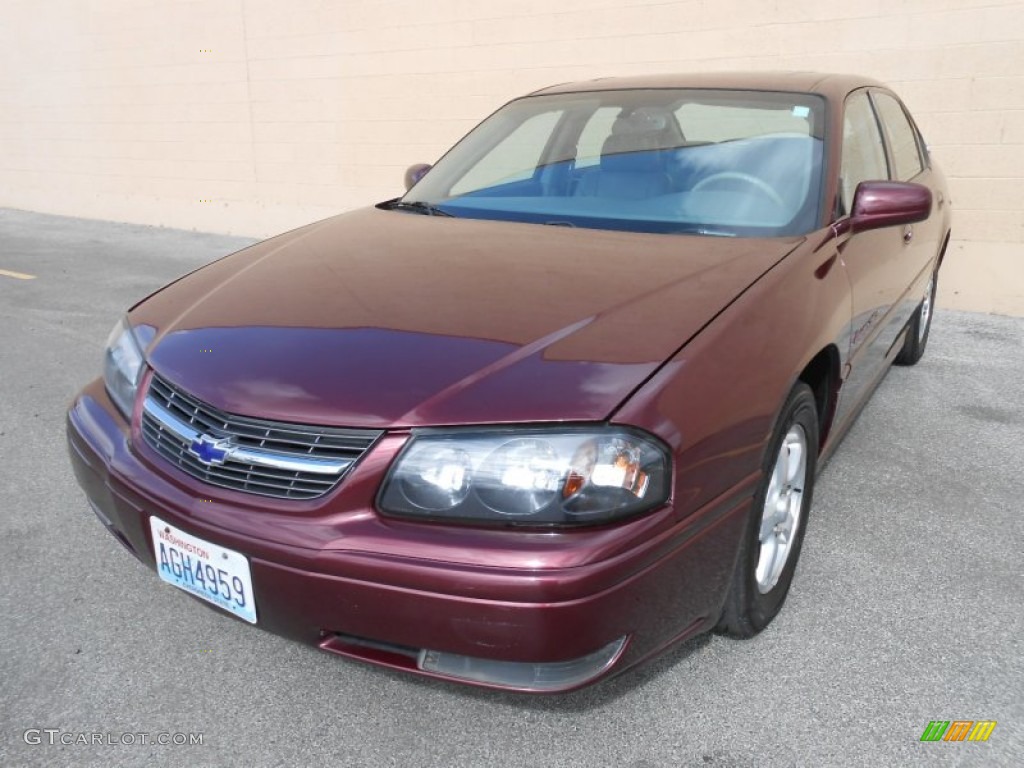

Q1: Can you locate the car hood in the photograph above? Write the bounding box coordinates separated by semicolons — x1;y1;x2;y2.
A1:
131;207;801;428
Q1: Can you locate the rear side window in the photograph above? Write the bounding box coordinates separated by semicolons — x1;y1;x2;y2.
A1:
840;91;889;215
872;92;924;181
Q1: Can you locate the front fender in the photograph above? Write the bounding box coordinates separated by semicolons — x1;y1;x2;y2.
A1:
612;228;851;520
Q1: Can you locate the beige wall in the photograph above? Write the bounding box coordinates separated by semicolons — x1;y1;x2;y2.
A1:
1;0;1022;314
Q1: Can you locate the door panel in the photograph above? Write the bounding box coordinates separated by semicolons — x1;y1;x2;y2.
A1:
870;90;942;332
871;91;944;313
834;90;943;428
833;90;900;427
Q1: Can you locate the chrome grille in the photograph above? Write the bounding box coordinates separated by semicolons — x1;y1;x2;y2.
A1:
141;373;382;500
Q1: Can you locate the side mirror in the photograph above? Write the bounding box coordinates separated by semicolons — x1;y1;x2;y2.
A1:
404;163;432;191
850;181;932;233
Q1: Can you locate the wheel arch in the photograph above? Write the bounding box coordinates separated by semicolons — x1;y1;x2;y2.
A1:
797;344;841;450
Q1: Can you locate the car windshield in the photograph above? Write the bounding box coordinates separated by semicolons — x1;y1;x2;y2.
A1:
401;88;826;237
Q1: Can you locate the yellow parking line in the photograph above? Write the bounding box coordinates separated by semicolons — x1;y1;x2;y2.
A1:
0;268;36;280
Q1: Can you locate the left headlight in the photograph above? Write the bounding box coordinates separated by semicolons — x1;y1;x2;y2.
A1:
103;316;145;418
378;427;670;527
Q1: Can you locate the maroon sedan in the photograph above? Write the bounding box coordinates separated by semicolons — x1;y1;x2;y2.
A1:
67;72;950;692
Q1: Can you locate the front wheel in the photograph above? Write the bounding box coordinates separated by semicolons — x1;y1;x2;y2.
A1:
716;382;819;638
894;270;936;366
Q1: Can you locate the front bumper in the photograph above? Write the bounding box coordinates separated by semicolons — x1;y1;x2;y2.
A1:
66;379;749;692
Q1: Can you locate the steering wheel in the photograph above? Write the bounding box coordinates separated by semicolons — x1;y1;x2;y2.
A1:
691;172;786;209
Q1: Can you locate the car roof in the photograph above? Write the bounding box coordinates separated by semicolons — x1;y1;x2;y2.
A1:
529;71;886;102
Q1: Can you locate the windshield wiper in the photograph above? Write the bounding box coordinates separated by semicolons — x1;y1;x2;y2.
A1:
381;200;454;217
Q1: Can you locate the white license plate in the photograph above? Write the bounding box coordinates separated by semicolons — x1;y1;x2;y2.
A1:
149;517;257;624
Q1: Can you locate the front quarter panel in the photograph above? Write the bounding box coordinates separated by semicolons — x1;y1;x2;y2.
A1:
613;229;851;520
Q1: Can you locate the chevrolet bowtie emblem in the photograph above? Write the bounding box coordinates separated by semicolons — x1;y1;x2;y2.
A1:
188;434;232;466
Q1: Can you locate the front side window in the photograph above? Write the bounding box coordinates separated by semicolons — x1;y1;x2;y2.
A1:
839;91;889;215
402;89;827;237
872;92;924;182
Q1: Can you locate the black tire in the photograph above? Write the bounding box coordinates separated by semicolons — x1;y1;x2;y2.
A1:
716;382;819;638
894;270;936;366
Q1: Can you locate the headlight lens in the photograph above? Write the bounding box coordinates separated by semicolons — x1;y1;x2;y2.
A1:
103;317;145;418
378;428;670;526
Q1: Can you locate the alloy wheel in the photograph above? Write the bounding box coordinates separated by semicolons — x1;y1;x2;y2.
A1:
755;424;808;594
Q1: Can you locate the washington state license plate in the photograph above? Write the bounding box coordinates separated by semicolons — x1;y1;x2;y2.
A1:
149;517;257;624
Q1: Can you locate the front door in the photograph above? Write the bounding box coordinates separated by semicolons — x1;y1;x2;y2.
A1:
833;89;907;425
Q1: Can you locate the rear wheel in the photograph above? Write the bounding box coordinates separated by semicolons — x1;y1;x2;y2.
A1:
894;270;936;366
716;382;818;638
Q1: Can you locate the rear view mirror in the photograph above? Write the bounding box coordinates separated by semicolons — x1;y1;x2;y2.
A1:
404;163;432;191
850;181;932;233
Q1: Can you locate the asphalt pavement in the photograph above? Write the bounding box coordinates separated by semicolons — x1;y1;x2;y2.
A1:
1;207;1021;767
